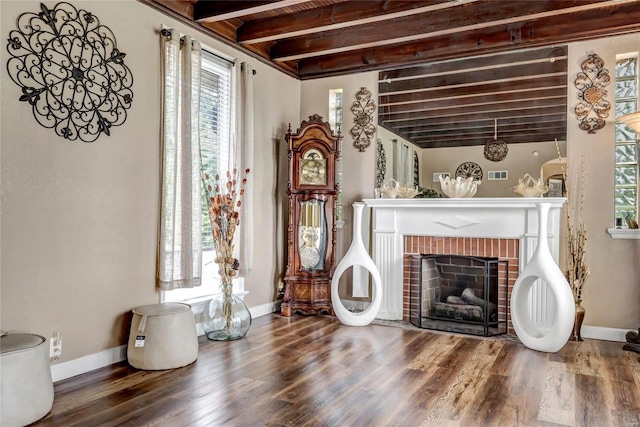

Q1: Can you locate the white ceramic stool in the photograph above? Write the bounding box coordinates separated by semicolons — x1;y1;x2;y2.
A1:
0;333;54;427
127;302;198;370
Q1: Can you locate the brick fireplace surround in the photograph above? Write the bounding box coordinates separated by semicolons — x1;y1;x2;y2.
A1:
403;236;519;332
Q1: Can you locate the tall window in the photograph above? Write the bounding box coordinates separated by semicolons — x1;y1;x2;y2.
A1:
329;89;343;221
164;49;234;302
615;54;639;226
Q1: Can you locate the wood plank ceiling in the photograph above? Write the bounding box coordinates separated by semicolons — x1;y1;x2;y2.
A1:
378;45;568;148
140;0;640;148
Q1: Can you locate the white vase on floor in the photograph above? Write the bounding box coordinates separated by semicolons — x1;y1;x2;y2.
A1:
511;202;575;352
331;202;382;326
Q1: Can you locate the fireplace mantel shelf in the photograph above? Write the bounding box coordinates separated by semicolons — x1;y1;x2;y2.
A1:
364;197;566;209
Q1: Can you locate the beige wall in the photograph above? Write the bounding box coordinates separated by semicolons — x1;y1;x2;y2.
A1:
567;34;640;330
0;0;300;362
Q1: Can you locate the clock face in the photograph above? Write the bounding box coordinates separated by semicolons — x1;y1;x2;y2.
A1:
455;161;483;181
300;149;327;185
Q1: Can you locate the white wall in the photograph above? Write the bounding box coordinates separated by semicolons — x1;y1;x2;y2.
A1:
0;0;300;363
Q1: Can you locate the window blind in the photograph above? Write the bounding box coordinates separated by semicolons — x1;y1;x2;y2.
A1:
200;50;233;249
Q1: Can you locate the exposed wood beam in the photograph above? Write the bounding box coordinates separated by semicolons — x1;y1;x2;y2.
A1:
385;115;566;133
379;60;566;93
382;105;567;126
399;119;566;138
378;46;567;83
200;20;243;42
381;99;566;123
411;131;565;148
379;75;567;105
194;0;313;23
272;0;611;61
297;2;640;78
237;0;477;44
384;89;567;114
412;123;566;140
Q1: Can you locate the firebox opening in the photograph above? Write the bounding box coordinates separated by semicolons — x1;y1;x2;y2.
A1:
409;254;508;337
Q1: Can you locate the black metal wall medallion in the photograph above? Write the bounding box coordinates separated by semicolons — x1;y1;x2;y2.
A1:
455;161;483;181
350;87;376;152
574;53;610;134
6;3;134;142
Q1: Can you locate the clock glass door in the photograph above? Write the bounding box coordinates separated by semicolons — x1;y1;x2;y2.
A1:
300;149;327;186
298;199;326;271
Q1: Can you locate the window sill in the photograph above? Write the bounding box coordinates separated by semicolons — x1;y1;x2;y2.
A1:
182;290;249;307
607;228;640;239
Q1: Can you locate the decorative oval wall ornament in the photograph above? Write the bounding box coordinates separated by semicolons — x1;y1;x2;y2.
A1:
350;87;376;152
455;161;483;181
574;53;610;134
6;2;134;142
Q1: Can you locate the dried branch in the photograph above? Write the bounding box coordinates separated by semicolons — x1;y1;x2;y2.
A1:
555;140;591;302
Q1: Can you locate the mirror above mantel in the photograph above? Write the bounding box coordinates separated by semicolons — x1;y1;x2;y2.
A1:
377;45;568;149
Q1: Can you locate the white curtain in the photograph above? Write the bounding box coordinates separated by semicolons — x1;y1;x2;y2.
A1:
157;29;203;290
235;62;254;277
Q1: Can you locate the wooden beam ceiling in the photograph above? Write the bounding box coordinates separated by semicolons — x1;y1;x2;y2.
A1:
139;0;640;148
141;0;640;79
379;46;569;148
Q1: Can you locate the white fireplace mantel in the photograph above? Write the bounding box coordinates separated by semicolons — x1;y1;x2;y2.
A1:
363;197;566;322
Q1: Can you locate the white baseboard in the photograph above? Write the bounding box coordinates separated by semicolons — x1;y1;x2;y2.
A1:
250;300;281;319
51;345;127;383
581;325;629;342
52;303;281;383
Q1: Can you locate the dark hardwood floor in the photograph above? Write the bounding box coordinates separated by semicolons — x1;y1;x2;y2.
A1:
35;314;640;426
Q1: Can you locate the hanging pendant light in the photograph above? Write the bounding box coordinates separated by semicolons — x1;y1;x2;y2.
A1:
484;118;508;162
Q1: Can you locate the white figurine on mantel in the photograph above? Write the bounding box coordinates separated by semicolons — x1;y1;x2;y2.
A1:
331;202;382;326
512;173;549;197
510;202;575;352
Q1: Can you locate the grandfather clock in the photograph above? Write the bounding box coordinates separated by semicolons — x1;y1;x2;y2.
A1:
282;114;341;316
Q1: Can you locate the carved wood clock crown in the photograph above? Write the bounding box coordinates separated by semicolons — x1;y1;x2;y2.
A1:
282;114;341;317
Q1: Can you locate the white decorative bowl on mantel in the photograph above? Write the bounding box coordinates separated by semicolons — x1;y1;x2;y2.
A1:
439;175;480;198
378;179;420;199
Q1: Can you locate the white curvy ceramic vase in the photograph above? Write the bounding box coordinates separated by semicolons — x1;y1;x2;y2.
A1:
510;202;575;352
331;202;382;326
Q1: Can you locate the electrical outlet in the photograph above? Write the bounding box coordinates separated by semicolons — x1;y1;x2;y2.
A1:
50;331;62;360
